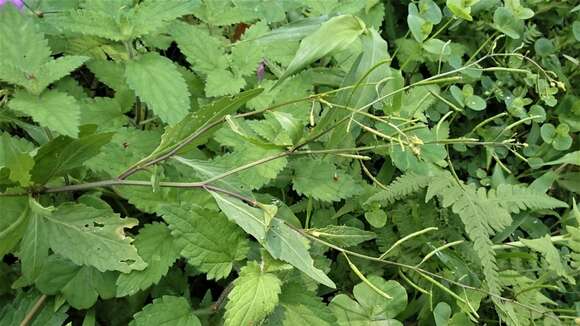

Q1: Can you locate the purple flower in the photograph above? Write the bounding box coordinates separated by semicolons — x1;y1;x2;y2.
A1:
256;59;266;82
0;0;24;9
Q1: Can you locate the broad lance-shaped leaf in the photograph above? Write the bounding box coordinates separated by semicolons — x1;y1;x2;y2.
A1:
125;52;190;125
116;223;181;297
225;261;282;326
31;131;113;184
0;132;35;186
326;28;391;148
278;15;366;84
18;199;51;285
9;89;81;138
145;88;263;161
211;192;336;288
35;255;116;309
0;290;68;326
130;296;201;326
43;203;146;273
159;205;249;281
0;197;29;257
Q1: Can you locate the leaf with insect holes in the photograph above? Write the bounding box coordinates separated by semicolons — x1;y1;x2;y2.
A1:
116;223;181;297
43;203;146;273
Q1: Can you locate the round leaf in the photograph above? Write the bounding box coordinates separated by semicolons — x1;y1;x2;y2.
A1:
465;95;486;111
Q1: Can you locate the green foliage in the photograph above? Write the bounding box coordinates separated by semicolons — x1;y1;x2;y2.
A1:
224;261;282;326
0;0;578;325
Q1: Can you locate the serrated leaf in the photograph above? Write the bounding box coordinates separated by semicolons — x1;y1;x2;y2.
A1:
25;56;89;95
0;5;50;70
292;159;360;202
130;296;201;326
50;9;123;41
159;206;249;280
279;15;366;83
43;203;146;273
225;261;282;326
310;225;376;247
0;133;35;186
205;69;246;97
35;255;117;309
170;21;228;74
116;223;181;297
31;131;113;184
9;89;81;138
125;52;190;124
130;0;196;38
273;283;337;325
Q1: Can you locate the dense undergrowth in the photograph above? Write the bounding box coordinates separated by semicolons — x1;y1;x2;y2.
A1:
0;0;579;325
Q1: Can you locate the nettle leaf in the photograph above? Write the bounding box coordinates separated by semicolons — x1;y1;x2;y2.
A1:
125;52;191;125
130;295;201;326
279;15;366;83
292;158;360;202
50;9;123;41
35;255;116;309
170;21;228;75
31;131;113;184
0;133;35;186
159;206;249;280
129;0;196;39
205;69;247;97
271;283;337;326
225;261;282;326
0;5;50;70
9;89;81;138
116;223;181;297
43;203;146;273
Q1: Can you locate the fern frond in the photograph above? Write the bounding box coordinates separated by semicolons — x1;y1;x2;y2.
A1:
488;184;568;214
426;174;512;295
365;173;430;206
